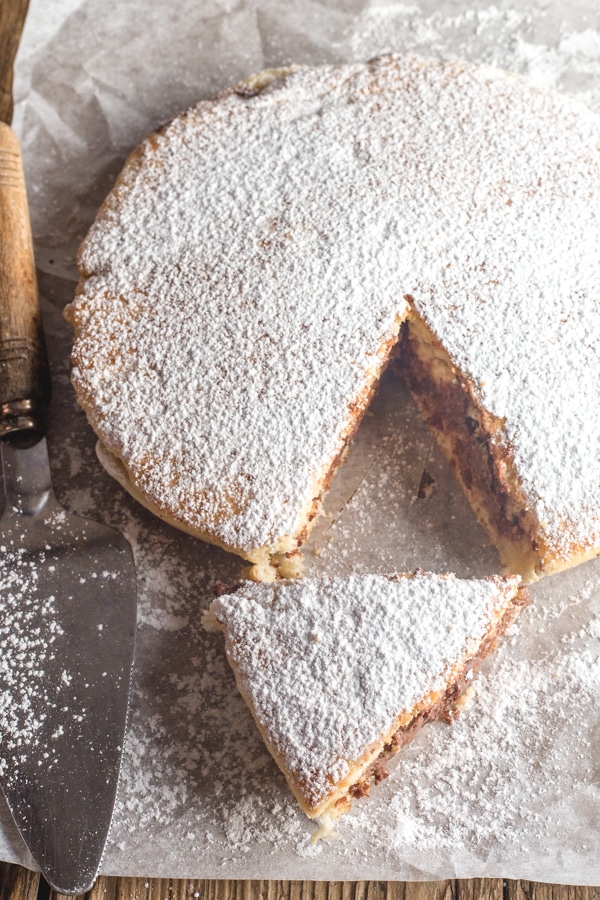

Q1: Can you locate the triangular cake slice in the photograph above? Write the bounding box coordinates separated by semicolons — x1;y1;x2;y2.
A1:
207;571;528;823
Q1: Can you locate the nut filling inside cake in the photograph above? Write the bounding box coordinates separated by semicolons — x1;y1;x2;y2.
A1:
398;312;542;582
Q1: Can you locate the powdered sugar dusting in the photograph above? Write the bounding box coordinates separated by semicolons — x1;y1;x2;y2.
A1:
343;575;600;879
10;0;600;882
68;55;600;565
349;7;600;111
0;545;65;781
210;572;520;809
0;297;597;881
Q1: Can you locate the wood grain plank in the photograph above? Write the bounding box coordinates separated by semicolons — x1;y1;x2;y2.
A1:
0;0;29;124
503;884;600;900
386;884;406;900
295;882;319;900
456;880;503;900
366;883;389;900
404;884;455;900
326;883;344;900
3;874;600;900
0;863;40;900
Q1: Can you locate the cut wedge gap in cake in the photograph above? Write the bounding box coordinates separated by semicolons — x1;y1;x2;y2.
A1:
397;307;540;581
206;571;529;826
397;306;600;582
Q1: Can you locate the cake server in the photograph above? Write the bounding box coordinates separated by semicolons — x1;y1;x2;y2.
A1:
0;98;137;893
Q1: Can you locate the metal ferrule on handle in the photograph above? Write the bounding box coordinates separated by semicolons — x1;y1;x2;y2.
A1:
0;122;50;438
1;436;53;515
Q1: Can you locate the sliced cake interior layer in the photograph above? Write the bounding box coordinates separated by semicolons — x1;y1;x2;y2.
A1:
207;572;528;821
398;311;540;580
398;310;600;582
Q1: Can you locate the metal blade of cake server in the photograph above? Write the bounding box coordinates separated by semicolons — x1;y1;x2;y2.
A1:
0;438;137;894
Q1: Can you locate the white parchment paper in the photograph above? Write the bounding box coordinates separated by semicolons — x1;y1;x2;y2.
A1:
2;0;600;882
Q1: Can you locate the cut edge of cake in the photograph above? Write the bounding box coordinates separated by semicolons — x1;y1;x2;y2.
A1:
80;311;405;582
398;306;600;583
205;571;529;827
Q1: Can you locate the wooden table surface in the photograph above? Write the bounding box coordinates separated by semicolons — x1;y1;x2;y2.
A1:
1;866;600;900
0;1;597;899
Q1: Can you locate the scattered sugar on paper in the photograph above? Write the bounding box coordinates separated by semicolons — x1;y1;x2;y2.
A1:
349;5;600;112
104;558;600;870
344;578;600;865
306;371;500;581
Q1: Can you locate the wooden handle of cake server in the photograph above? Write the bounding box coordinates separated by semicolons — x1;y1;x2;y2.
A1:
0;121;50;438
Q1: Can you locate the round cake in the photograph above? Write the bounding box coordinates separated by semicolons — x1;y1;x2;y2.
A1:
65;55;600;581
